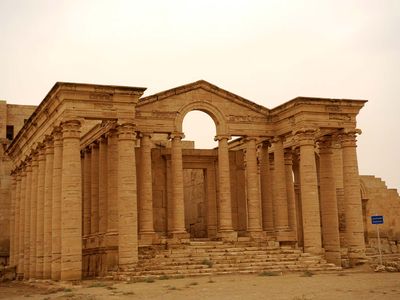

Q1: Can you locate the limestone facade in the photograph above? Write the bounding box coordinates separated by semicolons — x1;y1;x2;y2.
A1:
1;80;398;279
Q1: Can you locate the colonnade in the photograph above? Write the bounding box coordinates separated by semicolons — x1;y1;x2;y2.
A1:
9;122;366;280
9;120;140;280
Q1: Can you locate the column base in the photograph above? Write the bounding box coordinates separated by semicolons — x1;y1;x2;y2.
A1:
139;232;159;246
168;231;190;244
348;247;367;266
325;250;342;266
217;230;238;242
275;229;297;242
247;230;266;240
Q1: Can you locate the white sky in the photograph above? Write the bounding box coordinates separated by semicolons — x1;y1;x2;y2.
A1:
0;0;399;190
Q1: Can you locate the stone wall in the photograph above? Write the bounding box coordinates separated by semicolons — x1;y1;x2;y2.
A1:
361;175;400;254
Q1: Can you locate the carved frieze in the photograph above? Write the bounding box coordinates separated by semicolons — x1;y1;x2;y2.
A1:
329;113;351;121
227;115;266;123
136;110;177;119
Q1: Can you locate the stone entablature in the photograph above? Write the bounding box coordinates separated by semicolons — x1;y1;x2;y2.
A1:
6;80;372;280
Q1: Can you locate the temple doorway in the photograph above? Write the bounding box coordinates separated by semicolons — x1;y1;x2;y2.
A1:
183;168;207;238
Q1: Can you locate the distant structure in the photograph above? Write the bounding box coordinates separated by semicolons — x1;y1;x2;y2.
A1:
1;81;399;280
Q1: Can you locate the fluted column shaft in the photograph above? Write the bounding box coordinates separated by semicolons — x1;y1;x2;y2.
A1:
272;137;289;232
43;138;54;278
51;128;62;280
341;130;365;262
14;173;21;272
61;120;82;280
245;137;262;234
170;132;186;234
99;137;108;233
107;129;118;232
18;168;26;277
297;129;322;254
24;163;32;278
10;174;16;267
260;142;274;233
117;123;138;268
139;133;155;234
284;149;298;236
216;135;234;235
319;137;341;265
29;154;38;278
36;146;46;278
90;143;99;234
83;148;92;236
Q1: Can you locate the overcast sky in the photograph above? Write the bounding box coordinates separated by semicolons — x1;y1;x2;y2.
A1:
0;0;399;190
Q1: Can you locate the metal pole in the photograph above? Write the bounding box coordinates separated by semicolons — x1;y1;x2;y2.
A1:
377;224;383;266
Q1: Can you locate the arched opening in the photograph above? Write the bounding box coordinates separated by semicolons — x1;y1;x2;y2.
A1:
181;110;218;238
182;110;217;149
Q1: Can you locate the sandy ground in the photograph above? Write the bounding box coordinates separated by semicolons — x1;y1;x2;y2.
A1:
1;271;400;300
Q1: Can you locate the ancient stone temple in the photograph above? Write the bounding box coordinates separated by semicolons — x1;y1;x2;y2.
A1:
1;80;380;280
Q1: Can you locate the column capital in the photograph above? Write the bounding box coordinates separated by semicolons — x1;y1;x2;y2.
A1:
52;126;63;142
271;136;284;144
293;128;317;146
139;131;153;139
61;119;81;139
339;128;362;148
117;123;137;140
169;132;185;140
284;148;294;165
105;127;118;139
37;142;46;160
89;140;99;150
214;134;230;142
318;136;334;154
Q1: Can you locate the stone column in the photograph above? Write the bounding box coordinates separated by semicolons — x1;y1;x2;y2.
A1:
83;148;92;236
106;128;118;270
139;132;155;242
244;137;263;238
296;129;322;254
169;132;187;238
284;149;298;238
215;135;236;240
106;129;118;232
260;141;274;234
318;136;341;265
43;137;54;278
61;120;82;280
29;152;38;278
14;172;21;272
51;127;62;280
9;173;16;267
272;137;290;238
117;123;139;269
98;137;108;233
36;145;46;278
341;129;366;263
24;161;32;278
90;142;99;234
18;166;26;278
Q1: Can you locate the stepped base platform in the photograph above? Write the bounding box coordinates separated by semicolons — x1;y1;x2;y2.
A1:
108;240;341;280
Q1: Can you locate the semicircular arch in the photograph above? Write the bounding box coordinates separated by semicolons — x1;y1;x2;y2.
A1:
174;101;227;136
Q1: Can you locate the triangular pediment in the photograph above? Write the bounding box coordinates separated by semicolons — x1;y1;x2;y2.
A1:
137;80;269;116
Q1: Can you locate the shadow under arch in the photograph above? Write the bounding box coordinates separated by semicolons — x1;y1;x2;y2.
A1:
174;101;228;136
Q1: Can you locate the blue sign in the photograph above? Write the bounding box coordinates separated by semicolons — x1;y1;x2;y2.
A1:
371;215;384;224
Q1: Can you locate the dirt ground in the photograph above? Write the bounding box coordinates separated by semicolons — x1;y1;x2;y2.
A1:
1;270;400;300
